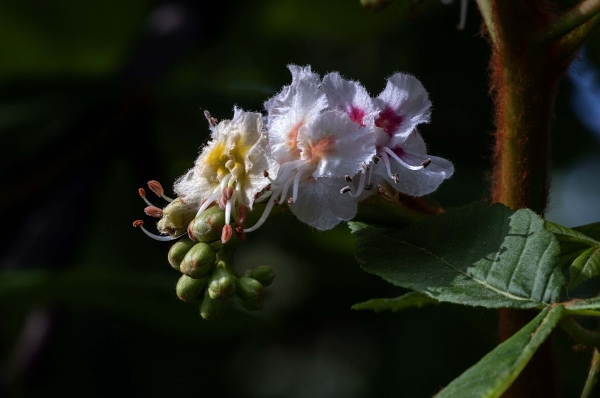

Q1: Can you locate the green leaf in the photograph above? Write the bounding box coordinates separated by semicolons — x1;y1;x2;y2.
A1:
569;246;600;290
545;220;599;246
351;202;564;309
435;305;564;398
564;297;600;314
574;222;600;242
351;291;438;313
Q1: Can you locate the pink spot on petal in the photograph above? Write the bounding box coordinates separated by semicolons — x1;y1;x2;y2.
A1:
348;107;365;126
375;107;404;137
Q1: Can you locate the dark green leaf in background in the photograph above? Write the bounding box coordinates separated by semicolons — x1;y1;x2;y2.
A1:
435;305;564;398
351;291;438;313
351;202;564;309
569;247;600;290
545;220;600;246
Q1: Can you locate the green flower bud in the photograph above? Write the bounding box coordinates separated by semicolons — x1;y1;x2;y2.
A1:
167;237;196;271
236;277;264;301
157;198;196;237
360;0;392;12
188;206;226;243
176;274;208;303
250;266;275;287
208;267;237;301
200;289;224;321
180;242;217;279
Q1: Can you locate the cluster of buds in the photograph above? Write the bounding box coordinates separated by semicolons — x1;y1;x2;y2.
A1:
133;66;454;319
167;206;274;320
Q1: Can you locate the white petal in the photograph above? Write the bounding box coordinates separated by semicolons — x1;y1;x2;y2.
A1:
298;111;376;178
321;72;375;127
374;73;431;147
289;176;358;230
376;132;453;196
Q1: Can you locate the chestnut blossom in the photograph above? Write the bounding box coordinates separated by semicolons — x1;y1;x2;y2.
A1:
323;71;453;198
174;109;276;230
244;66;376;232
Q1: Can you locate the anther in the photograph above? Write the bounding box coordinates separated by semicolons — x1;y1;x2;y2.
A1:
263;170;269;178
392;174;399;183
372;155;380;164
340;186;352;194
144;206;163;218
221;224;233;244
237;204;247;223
148;180;164;197
360;162;369;170
223;186;234;201
273;199;279;206
254;191;263;200
287;198;294;205
421;158;432;168
235;222;246;241
264;184;271;191
218;197;227;210
204;110;218;126
138;188;146;198
133;220;144;227
365;184;373;191
344;175;352;182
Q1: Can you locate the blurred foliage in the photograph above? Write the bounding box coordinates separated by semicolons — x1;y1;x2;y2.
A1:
1;0;599;397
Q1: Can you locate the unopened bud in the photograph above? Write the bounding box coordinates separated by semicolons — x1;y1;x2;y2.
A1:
360;0;393;12
188;206;226;243
200;289;224;320
167;237;196;271
236;277;264;302
156;197;196;237
176;274;208;303
208;267;237;300
180;242;217;279
250;266;275;287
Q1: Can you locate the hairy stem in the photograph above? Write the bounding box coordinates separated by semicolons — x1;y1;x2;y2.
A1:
582;349;600;398
541;0;600;42
561;316;600;349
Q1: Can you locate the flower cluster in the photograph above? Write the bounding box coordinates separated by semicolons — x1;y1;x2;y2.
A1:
134;65;453;242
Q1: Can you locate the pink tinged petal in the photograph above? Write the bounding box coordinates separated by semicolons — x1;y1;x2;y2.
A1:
375;73;432;145
321;72;374;127
299;111;376;178
290;176;358;230
375;107;404;136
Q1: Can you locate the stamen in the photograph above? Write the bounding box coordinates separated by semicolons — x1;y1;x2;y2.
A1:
349;170;367;198
263;170;269;178
218;196;227;210
196;190;222;217
344;175;352;182
287;198;294;205
254;191;264;200
204;110;218;126
372;155;380;164
292;170;302;203
264;184;271;191
392;174;399;184
237;204;247;223
340;186;352;194
360;162;369;171
221;224;233;244
148;180;173;202
133;220;177;241
234;222;246;241
365;184;373;191
421;158;432;168
144;206;163;218
223;186;234;201
225;200;232;225
367;164;374;186
244;193;279;233
381;151;395;180
383;147;425;171
138;188;154;207
273;199;280;206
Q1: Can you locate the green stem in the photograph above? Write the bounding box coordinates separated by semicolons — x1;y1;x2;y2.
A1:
557;12;600;62
561;317;600;349
540;0;600;42
581;349;600;398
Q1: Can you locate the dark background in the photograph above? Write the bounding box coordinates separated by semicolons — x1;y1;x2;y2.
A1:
1;0;600;397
